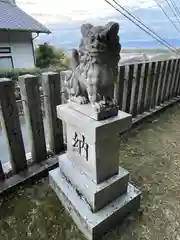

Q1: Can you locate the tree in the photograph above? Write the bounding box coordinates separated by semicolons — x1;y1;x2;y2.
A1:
35;43;55;68
52;47;70;68
35;43;69;69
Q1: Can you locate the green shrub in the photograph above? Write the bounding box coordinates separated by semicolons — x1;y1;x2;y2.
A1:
0;66;68;82
0;67;69;102
35;43;70;69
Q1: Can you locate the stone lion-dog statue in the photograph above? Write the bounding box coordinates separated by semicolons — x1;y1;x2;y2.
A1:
68;22;121;116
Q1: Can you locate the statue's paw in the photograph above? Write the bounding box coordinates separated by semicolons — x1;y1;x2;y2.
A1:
70;96;88;104
69;96;76;102
106;99;117;107
92;99;117;112
97;93;103;102
112;99;117;106
92;101;106;112
108;101;115;107
77;96;88;104
92;103;100;112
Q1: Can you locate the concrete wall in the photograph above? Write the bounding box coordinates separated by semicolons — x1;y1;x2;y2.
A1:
0;31;35;69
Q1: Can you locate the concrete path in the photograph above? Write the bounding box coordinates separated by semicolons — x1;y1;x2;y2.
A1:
1;104;180;240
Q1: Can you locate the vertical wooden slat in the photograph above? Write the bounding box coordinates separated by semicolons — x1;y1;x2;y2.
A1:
162;60;172;102
165;60;173;101
172;59;180;97
175;59;180;96
131;63;142;117
157;61;167;106
155;61;163;106
0;161;5;180
151;61;161;108
169;59;178;98
122;66;128;112
125;64;134;113
146;61;156;110
168;59;177;100
177;80;180;96
118;66;125;110
0;78;27;173
176;73;180;96
144;62;152;111
19;75;47;163
139;63;149;113
42;72;64;154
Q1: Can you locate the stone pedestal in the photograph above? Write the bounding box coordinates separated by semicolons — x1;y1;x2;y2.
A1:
49;104;141;240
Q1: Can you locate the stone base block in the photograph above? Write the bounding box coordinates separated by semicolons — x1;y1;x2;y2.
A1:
49;168;141;240
59;154;129;212
68;102;118;121
57;104;132;184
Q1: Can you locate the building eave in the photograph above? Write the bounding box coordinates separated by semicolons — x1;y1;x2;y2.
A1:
0;2;51;34
0;28;51;34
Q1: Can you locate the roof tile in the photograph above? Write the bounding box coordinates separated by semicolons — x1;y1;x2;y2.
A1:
0;2;50;33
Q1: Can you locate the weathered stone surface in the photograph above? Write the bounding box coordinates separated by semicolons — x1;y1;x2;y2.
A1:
49;168;141;240
57;104;132;184
0;78;27;173
57;104;132;143
69;102;119;121
52;99;141;240
58;154;129;212
66;125;120;183
67;22;121;114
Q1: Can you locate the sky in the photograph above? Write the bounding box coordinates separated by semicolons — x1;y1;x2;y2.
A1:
16;0;156;24
15;0;180;49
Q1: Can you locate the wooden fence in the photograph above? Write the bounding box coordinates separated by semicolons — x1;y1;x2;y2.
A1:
0;73;64;193
117;58;180;119
0;58;180;193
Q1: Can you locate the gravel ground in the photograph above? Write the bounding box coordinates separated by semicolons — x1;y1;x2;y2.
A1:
1;104;180;240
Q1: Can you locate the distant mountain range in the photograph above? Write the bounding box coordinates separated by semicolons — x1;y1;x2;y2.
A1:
121;39;180;48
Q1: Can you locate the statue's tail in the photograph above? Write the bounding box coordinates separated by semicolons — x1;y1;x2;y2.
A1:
71;49;80;70
69;49;80;97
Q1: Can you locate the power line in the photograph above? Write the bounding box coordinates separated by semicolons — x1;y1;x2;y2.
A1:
177;0;180;7
167;0;180;17
113;0;179;51
164;0;180;25
112;0;180;53
154;0;180;34
169;0;180;19
104;0;180;55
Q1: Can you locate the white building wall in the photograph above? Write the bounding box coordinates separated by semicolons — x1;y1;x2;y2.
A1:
0;31;35;69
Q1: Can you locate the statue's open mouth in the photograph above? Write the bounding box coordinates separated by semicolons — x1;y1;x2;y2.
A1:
87;42;107;53
89;50;105;55
88;47;107;54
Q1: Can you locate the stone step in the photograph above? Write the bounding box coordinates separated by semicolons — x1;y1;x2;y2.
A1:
58;154;129;212
49;167;141;240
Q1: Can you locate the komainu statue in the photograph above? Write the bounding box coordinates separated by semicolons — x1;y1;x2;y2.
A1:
68;22;121;117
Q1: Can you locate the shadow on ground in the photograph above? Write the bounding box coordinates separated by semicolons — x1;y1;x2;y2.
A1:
1;104;180;240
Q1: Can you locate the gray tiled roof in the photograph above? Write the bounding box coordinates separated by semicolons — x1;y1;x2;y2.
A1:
0;2;50;33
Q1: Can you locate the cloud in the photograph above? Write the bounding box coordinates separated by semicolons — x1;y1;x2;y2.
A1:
16;0;156;24
17;0;180;49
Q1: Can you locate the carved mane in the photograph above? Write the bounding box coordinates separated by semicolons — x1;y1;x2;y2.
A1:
69;22;121;113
